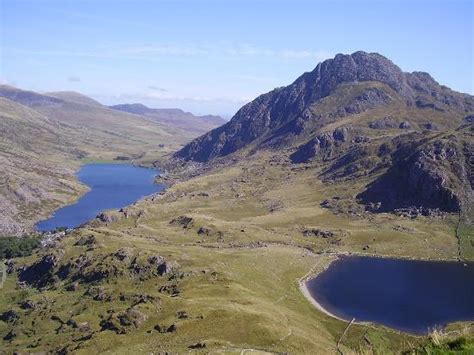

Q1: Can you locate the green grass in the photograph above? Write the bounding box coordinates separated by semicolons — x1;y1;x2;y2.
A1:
458;214;474;260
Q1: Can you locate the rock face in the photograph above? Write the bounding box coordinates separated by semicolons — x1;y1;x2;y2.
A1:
19;252;64;287
358;133;473;213
290;126;353;163
175;51;473;162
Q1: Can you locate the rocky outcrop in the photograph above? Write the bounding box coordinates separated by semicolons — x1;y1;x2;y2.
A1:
19;252;64;287
358;134;473;213
169;215;194;229
290;126;353;163
302;229;336;238
0;310;19;323
369;117;398;129
100;307;148;334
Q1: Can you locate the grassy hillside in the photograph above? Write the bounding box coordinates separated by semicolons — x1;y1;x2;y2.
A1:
0;97;87;234
1;150;472;353
45;91;103;107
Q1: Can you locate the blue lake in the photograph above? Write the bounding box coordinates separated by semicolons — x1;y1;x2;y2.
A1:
306;256;474;334
36;163;164;232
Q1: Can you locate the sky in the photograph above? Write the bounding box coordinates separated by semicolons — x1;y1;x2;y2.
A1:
0;0;472;117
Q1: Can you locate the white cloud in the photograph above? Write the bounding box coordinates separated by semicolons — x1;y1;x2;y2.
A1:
5;44;332;62
117;43;332;62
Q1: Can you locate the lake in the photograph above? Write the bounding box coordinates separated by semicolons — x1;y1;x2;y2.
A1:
306;256;474;334
36;163;164;232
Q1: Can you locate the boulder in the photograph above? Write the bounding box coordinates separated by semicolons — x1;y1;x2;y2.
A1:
119;307;148;328
0;310;19;323
20;300;37;310
369;116;398;129
422;122;439;130
303;229;335;238
85;286;112;302
113;248;133;262
176;310;189;319
74;235;97;247
169;216;194;229
399;121;411;129
66;282;79;292
197;227;211;236
333;126;350;142
158;284;181;297
189;342;206;349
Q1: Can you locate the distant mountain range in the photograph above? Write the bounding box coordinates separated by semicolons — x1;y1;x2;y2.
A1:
110;103;226;136
175;51;473;216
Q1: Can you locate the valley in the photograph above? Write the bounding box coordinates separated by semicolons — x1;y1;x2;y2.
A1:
0;86;224;236
0;51;473;353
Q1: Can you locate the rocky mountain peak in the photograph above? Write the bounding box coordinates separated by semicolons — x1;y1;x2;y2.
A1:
306;51;411;100
175;51;473;163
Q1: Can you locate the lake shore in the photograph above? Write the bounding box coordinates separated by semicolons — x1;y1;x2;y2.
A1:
299;276;350;324
296;256;355;324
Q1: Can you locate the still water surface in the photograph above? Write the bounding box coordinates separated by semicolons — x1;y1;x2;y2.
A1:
306;256;474;334
36;163;163;232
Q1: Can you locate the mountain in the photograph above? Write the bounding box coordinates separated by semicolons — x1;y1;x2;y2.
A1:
0;85;177;149
110;103;226;136
45;91;103;107
176;51;473;162
175;51;474;215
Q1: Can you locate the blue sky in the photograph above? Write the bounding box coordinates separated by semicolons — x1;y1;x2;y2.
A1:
1;0;472;116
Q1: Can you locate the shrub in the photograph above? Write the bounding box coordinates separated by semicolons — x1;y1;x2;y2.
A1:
0;236;40;259
447;337;467;351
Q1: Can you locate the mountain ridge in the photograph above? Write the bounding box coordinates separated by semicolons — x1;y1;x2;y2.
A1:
173;51;474;216
45;91;103;107
175;51;473;163
110;103;226;135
